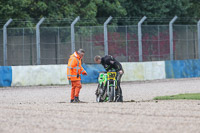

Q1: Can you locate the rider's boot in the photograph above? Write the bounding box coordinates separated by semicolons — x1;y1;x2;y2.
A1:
115;95;123;102
115;87;123;102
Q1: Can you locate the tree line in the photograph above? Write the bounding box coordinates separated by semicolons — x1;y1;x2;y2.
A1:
0;0;199;27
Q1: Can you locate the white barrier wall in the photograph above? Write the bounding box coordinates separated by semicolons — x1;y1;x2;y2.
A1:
11;61;166;86
121;62;145;81
121;61;166;81
12;65;69;86
144;61;166;80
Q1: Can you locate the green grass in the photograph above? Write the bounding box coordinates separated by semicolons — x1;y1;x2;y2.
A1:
153;93;200;100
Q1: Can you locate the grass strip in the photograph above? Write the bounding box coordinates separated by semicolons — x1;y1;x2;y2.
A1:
153;93;200;100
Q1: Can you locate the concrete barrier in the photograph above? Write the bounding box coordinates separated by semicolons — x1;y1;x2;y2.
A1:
10;62;166;86
12;65;69;86
11;64;105;86
121;62;145;81
144;61;166;80
165;59;200;78
0;66;12;87
121;61;165;81
3;59;200;87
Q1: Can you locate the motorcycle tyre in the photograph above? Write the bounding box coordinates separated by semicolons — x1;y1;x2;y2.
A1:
109;86;115;102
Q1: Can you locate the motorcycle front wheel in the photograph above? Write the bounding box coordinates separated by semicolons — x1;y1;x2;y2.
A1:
109;86;115;102
96;85;104;102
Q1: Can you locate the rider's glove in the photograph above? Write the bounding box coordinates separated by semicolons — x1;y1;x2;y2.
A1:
118;70;123;75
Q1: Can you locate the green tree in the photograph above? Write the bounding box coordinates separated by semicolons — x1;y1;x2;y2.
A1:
26;0;98;26
188;0;200;18
68;0;98;25
0;0;31;26
120;0;192;24
96;0;127;24
0;0;199;27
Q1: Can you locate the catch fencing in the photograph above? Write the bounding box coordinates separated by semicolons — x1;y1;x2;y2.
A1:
0;17;200;66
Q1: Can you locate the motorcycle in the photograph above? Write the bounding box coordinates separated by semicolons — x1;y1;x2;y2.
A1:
96;69;118;102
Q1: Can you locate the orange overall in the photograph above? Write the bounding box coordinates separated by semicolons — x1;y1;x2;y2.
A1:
67;52;87;100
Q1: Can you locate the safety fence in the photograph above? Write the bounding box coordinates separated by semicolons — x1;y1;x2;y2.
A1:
1;17;200;66
0;25;199;66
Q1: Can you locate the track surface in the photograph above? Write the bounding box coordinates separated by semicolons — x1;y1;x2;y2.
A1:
1;78;200;133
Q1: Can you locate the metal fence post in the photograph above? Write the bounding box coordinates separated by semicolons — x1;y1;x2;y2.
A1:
198;20;200;59
169;16;178;60
125;25;128;62
3;18;12;66
23;28;25;65
57;27;60;64
36;17;45;65
138;16;147;62
104;16;112;55
186;25;189;59
90;27;93;63
158;25;160;60
71;16;80;54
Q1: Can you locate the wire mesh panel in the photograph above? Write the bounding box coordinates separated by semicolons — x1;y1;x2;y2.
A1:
24;28;36;65
58;27;71;64
142;25;170;62
127;25;138;62
0;30;3;66
7;28;36;66
105;25;138;62
158;25;170;61
75;26;104;64
107;26;125;62
40;27;71;65
40;27;59;65
174;25;198;60
90;26;104;62
1;25;199;66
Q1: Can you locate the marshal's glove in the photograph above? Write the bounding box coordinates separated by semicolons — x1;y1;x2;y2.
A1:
82;71;87;75
77;74;80;78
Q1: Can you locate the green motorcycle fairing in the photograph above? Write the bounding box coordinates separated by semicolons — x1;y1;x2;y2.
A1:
98;73;117;88
98;73;107;87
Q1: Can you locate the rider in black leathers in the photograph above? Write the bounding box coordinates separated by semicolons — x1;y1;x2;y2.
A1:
94;55;124;102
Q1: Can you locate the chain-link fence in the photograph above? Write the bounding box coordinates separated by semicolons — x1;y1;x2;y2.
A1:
141;25;170;61
174;25;198;60
0;25;199;66
75;26;104;64
40;27;71;65
7;28;36;66
107;25;138;62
